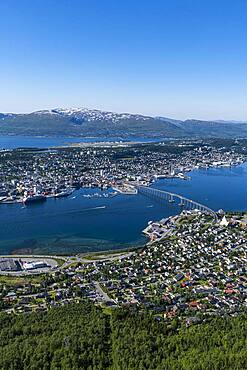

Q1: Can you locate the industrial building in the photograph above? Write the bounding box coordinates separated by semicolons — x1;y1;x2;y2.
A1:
0;258;21;271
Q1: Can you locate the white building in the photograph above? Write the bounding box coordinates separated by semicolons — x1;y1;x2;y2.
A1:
23;261;48;270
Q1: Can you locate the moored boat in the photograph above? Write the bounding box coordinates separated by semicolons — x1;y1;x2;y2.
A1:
23;194;47;204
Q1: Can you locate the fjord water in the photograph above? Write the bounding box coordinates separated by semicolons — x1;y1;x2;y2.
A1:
0;136;87;149
0;135;162;149
1;163;247;255
155;163;247;211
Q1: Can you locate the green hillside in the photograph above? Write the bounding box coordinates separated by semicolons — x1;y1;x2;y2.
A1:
0;302;246;369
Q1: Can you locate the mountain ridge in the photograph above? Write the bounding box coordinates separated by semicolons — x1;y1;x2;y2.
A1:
0;107;247;138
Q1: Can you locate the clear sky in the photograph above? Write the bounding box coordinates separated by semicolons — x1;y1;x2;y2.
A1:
0;0;247;120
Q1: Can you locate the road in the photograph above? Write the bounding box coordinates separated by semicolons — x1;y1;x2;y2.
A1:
94;281;117;304
0;251;134;275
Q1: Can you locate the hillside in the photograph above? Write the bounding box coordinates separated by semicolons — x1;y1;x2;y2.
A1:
0;302;246;369
1;108;247;138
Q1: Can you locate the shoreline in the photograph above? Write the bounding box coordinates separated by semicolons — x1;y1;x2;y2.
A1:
0;142;246;257
0;158;244;205
0;161;246;256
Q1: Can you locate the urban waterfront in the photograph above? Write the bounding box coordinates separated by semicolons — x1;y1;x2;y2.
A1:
1;162;247;255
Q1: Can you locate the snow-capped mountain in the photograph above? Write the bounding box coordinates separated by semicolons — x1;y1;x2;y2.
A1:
0;107;172;137
51;107;152;124
0;107;247;138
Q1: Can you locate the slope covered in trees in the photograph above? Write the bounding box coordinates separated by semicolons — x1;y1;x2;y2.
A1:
0;303;246;369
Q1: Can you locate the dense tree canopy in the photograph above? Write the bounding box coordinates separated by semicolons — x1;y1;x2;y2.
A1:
0;303;246;369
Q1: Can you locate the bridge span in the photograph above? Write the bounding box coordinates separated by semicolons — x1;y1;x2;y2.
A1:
137;186;217;221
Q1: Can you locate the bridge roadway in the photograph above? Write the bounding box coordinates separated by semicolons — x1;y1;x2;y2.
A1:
137;186;217;220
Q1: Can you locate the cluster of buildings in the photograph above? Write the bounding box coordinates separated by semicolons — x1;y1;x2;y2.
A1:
0;140;245;203
0;258;52;273
0;211;246;323
0;139;246;321
91;211;246;320
76;211;246;320
0;268;115;314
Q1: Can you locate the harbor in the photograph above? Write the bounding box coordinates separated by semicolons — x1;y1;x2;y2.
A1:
0;161;247;255
0;139;245;206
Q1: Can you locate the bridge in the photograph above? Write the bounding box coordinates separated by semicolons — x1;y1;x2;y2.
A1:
137;186;217;221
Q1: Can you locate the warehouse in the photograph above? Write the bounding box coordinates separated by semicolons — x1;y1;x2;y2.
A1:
23;261;48;270
0;258;21;271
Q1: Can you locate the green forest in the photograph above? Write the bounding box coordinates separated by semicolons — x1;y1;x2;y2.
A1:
0;302;246;370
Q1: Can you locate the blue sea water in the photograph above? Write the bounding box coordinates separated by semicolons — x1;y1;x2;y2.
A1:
0;135;164;149
1;135;247;254
154;163;247;211
0;163;247;255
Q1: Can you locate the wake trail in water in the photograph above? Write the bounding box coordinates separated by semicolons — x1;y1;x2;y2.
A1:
20;205;107;219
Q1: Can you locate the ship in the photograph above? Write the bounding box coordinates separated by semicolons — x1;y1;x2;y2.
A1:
23;194;47;204
54;189;73;198
177;173;191;180
112;185;138;195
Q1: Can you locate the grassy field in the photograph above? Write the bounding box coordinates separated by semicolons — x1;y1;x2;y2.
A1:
53;257;66;267
0;274;45;286
80;246;142;260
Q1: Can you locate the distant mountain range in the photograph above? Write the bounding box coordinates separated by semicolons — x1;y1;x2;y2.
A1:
0;107;247;138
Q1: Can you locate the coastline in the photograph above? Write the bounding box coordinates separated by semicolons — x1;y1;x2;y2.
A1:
0;160;246;256
0;140;246;256
0;157;244;205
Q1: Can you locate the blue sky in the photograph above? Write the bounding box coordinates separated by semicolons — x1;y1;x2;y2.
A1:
0;0;247;120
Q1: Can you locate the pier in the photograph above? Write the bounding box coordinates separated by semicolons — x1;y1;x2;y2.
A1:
137;186;217;221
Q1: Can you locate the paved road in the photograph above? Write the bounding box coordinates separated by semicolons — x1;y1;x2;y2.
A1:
0;251;134;275
79;252;134;263
94;281;116;304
